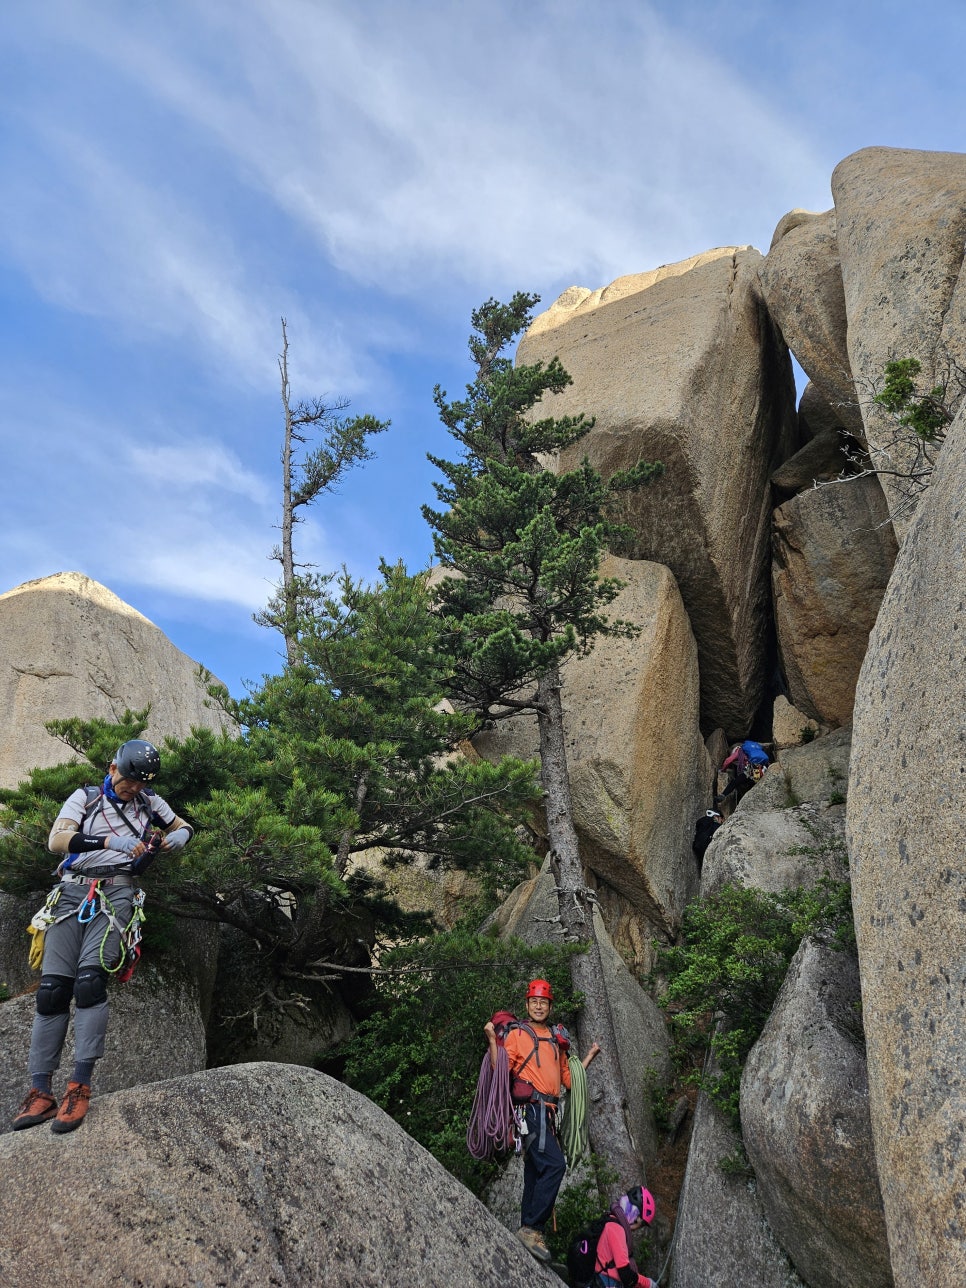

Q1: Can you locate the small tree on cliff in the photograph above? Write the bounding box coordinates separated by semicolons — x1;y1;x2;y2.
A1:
255;318;389;664
423;293;664;1187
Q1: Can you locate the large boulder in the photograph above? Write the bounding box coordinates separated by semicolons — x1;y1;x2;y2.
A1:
847;402;966;1279
517;250;797;737
0;960;207;1133
759;209;862;435
772;475;898;726
831;146;966;532
0;572;235;789
741;937;892;1288
475;557;709;936
0;1062;557;1287
669;1091;805;1288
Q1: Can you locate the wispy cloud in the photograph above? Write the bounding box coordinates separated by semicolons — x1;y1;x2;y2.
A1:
8;0;829;311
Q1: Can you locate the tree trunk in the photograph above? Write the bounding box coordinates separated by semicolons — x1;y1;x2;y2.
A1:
278;319;299;666
535;665;642;1192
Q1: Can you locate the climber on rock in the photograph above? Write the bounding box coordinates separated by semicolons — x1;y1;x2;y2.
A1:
484;978;601;1264
12;739;193;1135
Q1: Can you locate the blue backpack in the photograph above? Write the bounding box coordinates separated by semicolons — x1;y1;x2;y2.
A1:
741;740;770;768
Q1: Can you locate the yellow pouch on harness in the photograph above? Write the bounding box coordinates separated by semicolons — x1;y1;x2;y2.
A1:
26;887;63;971
27;923;46;971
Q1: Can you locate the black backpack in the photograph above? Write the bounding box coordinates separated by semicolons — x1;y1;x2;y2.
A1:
566;1213;618;1287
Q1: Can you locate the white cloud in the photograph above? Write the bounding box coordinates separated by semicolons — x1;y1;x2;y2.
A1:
125;440;272;506
10;0;830;310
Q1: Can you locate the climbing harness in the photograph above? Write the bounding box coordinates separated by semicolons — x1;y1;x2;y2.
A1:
26;878;146;980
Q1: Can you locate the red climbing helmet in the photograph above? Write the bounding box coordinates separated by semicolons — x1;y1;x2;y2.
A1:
526;978;554;1002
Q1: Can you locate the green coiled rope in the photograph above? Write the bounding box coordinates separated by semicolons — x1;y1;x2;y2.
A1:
561;1054;589;1167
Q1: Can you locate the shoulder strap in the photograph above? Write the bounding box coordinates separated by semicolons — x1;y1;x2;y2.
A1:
514;1020;560;1076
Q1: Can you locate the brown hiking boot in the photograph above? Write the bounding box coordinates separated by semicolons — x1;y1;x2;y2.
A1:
516;1226;551;1263
50;1081;91;1134
12;1088;58;1130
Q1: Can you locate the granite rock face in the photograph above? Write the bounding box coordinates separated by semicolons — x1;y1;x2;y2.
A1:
669;1090;805;1288
741;937;892;1288
518;250;797;737
772;474;897;726
759;209;862;435
847;400;966;1281
832;145;966;532
0;1063;559;1287
0;572;235;789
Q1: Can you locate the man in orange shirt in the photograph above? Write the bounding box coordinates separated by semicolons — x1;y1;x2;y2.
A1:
484;977;600;1263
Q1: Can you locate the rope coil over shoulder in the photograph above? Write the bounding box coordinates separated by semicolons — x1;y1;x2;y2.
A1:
466;1045;516;1159
560;1053;589;1166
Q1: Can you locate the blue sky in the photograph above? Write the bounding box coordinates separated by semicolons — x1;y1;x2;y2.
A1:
2;1;964;698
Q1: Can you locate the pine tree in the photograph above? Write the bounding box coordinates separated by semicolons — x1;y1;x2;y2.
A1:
423;293;663;1187
0;570;541;1035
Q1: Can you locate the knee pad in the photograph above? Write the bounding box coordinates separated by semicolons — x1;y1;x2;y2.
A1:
36;974;73;1016
74;967;109;1009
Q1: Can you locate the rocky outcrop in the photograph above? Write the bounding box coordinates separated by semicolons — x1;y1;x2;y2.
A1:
759;210;862;436
517;250;797;737
741;937;892;1288
847;401;966;1280
769;428;852;497
0;961;207;1133
488;861;670;1168
701;761;845;900
670;1090;805;1288
831;146;966;531
475;558;710;936
0;1062;556;1287
0;572;235;789
772;475;898;726
770;695;819;750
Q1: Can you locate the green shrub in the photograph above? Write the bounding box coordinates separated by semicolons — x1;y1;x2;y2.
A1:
656;877;853;1133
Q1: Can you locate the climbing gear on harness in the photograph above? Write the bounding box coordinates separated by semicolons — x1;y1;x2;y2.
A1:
50;1081;91;1133
27;887;63;971
526;978;553;1001
26;879;145;979
12;1088;58;1130
560;1053;589;1166
114;739;161;782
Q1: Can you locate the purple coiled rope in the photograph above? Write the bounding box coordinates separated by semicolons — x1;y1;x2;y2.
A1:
466;1044;515;1159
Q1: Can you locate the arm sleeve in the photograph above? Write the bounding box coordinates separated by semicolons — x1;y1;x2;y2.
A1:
48;790;105;855
561;1053;572;1090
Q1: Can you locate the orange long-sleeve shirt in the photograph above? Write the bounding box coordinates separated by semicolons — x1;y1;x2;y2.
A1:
504;1023;571;1097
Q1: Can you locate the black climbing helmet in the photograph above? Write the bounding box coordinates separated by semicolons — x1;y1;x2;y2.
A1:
114;739;161;782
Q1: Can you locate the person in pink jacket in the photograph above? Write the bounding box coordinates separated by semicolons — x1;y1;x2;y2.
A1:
595;1185;658;1288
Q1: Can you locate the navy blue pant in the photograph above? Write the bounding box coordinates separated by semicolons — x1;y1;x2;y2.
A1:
520;1101;566;1231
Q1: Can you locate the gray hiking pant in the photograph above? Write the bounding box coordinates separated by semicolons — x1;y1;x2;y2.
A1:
28;877;134;1073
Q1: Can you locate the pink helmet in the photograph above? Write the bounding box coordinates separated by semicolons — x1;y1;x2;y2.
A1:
526;978;554;1001
622;1185;655;1225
